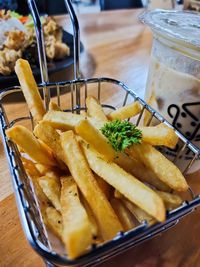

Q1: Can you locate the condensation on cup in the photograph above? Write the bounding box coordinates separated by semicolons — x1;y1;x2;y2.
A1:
140;10;200;173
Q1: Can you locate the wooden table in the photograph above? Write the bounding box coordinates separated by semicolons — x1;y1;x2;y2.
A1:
0;9;200;267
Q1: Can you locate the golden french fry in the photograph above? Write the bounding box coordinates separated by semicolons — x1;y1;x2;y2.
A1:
35;163;53;175
6;125;56;166
75;119;115;161
33;180;50;217
108;101;141;121
127;143;188;192
114;189;122;199
80;195;99;240
15;59;45;123
138;123;179;148
75;118;170;191
17;145;24;153
60;176;92;259
60;131;123;241
34;121;65;163
86;96;108;122
21;157;41;177
49;101;62;111
21;158;50;220
122;198;155;226
35;163;64;181
81;140;165;222
38;175;61;212
44;170;61;179
115;153;171;192
45;207;63;240
43;110;104;131
95;174;112;200
155;190;183;211
43;111;85;130
111;198;135;231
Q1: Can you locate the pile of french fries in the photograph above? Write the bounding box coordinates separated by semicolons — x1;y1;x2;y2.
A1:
6;59;188;259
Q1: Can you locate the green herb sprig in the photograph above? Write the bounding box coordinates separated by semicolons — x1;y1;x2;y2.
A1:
100;119;142;152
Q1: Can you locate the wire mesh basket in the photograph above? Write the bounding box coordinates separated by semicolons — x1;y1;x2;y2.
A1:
0;1;200;266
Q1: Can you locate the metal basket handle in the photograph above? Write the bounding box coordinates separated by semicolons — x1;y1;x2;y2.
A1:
27;0;50;109
64;0;81;109
27;0;81;109
64;0;81;81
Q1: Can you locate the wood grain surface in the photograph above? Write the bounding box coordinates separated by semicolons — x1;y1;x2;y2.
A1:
0;9;200;267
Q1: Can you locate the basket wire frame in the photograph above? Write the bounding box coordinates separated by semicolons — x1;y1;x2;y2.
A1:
0;1;200;267
1;77;200;266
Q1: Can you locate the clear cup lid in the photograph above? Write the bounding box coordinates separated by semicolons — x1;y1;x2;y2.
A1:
139;10;200;49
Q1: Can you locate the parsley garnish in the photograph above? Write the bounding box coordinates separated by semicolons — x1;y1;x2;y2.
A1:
101;119;142;151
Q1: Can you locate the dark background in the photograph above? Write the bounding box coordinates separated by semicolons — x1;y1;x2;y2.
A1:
0;0;144;15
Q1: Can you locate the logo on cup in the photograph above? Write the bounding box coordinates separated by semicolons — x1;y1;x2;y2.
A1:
163;102;200;161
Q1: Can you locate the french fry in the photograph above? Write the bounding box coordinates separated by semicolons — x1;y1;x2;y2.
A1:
76;131;111;199
35;163;53;175
43;111;85;130
108;101;141;121
44;170;61;179
138;123;179;148
49;101;62;111
114;189;122;199
127;143;188;192
17;145;24;153
45;207;63;240
75;118;170;191
32;180;50;218
15;59;45;123
115;153;171;192
21;157;41;177
43;110;104;131
60;176;92;259
81;140;165;222
75;119;115;161
86;96;108;122
38;175;61;212
6;125;56;166
60;131;123;241
155;190;183;211
34;121;65;163
38;138;55;155
95;174;112;200
80;196;99;240
122;198;155;226
115;191;157;225
21;157;50;220
111;198;135;231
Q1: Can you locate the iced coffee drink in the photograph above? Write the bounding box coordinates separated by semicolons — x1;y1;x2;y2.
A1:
146;56;200;143
140;10;200;172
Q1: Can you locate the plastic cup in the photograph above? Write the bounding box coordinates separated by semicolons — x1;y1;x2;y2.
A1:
140;10;200;173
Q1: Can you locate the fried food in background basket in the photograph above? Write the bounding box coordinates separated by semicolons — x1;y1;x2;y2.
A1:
0;10;70;75
5;58;189;259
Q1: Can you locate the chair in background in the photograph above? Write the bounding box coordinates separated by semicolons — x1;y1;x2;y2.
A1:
16;0;67;15
100;0;143;10
16;0;46;15
44;0;68;15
